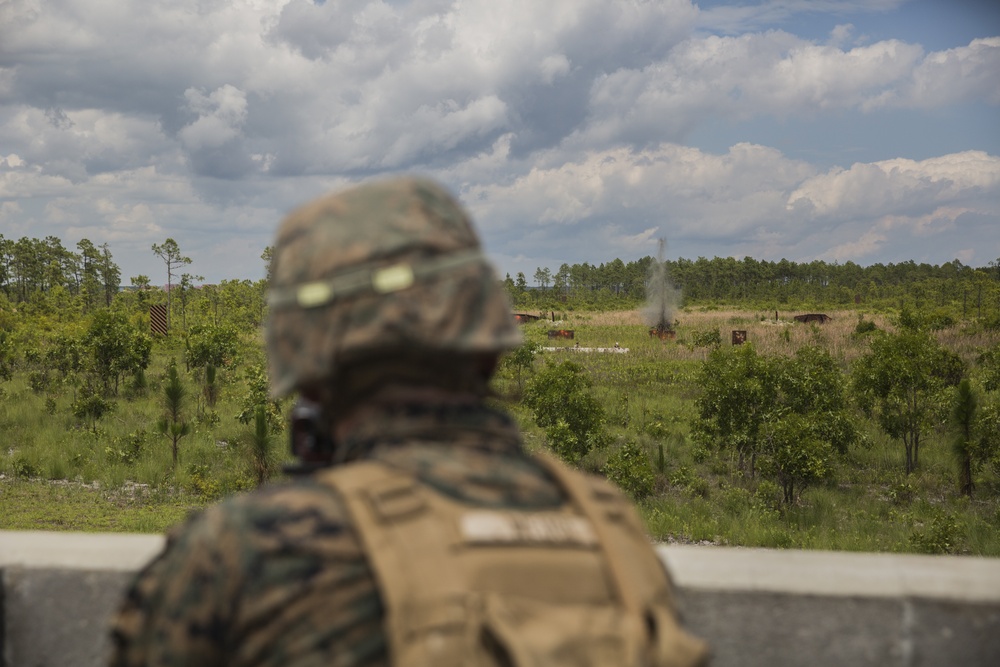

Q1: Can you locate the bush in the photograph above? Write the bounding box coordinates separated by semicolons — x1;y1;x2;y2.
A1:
854;317;878;336
72;382;116;432
186;463;223;501
185;324;241;369
908;511;959;554
523;360;605;463
11;456;40;479
604;441;655;500
691;329;722;348
106;430;147;465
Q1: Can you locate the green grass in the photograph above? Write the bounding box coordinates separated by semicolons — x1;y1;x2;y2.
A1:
4;306;1000;556
495;309;1000;556
0;477;204;533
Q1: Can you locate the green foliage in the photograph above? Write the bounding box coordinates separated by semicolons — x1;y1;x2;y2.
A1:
85;309;152;395
888;479;916;505
186;462;223;501
185;324;241;369
603;441;655;500
926;309;956;331
105;430;147;466
695;344;855;503
908;510;959;554
950;378;978;496
760;414;834;504
11;456;41;479
72;382;115;432
3;233;1000;554
853;329;965;474
498;341;540;393
156;360;191;468
692;343;776;473
247;404;275;486
853;315;879;336
523;360;606;463
977;344;1000;392
236;362;284;434
0;330;14;381
690;328;722;348
203;363;219;408
128;367;148;399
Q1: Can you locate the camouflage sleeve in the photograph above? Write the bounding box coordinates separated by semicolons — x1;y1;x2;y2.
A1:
109;504;240;667
109;482;389;667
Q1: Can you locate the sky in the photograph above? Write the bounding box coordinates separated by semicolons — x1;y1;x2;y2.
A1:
1;0;998;285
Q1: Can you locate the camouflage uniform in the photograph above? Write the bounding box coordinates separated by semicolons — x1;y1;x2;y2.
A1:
110;402;559;666
109;177;707;667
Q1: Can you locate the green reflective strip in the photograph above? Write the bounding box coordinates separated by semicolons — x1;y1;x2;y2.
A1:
268;248;485;309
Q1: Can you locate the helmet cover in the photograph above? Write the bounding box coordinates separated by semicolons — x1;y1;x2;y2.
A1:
266;176;521;398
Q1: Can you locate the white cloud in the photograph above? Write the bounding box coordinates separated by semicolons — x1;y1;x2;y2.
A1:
877;37;1000;108
0;0;996;280
787;151;1000;218
179;85;249;150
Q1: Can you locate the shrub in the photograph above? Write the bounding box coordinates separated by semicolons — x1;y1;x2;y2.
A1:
185;324;241;369
72;382;116;432
691;329;722;348
604;441;655;500
523;360;605;463
853;317;878;336
908;511;959;554
11;456;40;479
106;430;147;466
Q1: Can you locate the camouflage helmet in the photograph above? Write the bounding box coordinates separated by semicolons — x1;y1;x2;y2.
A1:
266;176;521;398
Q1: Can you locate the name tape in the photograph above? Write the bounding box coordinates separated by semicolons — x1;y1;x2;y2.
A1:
460;511;598;547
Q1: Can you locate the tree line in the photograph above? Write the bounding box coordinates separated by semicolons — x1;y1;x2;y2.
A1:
508;255;1000;314
0;235;120;310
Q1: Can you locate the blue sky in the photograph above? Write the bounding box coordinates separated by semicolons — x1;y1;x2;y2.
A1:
1;0;998;284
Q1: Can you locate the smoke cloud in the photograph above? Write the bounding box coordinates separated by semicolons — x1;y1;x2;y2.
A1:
643;239;681;331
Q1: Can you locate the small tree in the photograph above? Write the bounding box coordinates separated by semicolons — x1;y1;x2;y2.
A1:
853;329;964;474
157;360;191;468
203;363;219;408
761;414;834;505
261;246;274;282
693;343;776;476
977;344;1000;392
247;404;275;486
694;344;856;503
603;441;655;500
85;309;152;395
0;330;14;381
236;362;283;434
185;324;241;370
498;341;540;393
151;238;191;332
950;378;978;497
177;272;204;331
72;381;115;433
523;360;605;463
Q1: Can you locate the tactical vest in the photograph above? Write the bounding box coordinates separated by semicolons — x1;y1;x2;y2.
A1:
319;453;709;667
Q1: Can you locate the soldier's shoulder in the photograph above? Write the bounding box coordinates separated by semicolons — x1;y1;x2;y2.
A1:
225;476;355;530
164;477;358;557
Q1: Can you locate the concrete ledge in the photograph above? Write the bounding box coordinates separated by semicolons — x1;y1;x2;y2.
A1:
2;531;999;666
658;545;1000;666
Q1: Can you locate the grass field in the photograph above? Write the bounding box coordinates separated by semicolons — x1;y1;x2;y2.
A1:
3;307;1000;555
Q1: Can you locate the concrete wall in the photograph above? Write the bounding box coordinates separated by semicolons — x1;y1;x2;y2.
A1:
2;530;999;666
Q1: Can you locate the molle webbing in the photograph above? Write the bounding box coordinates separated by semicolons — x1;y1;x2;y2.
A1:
320;455;708;667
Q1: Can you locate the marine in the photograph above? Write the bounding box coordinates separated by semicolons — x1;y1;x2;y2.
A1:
109;176;709;666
